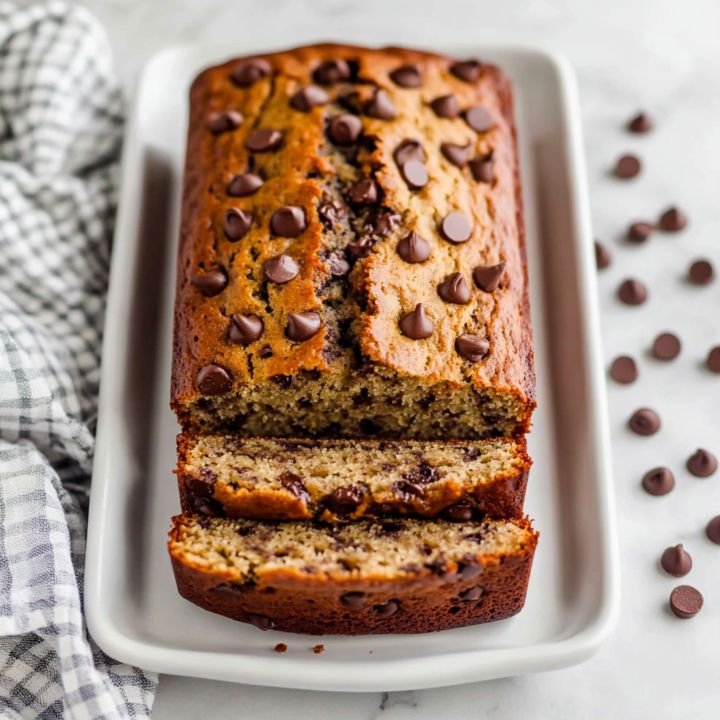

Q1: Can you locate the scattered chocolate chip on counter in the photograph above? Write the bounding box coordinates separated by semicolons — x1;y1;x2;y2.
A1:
617;278;648;306
627;111;653;133
686;448;718;477
642;467;675;496
658;206;688;232
274;643;288;653
688;259;714;286
312;644;325;654
661;544;692;577
609;355;638;384
627;221;654;243
669;585;703;619
652;332;681;361
706;516;720;544
595;240;612;269
613;153;642;179
628;408;661;436
706;346;720;374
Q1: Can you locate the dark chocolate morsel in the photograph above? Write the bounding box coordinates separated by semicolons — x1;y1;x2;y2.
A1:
231;58;272;87
389;64;422;87
325;485;365;515
706;516;720;545
628;408;661;436
627;222;654;243
440;211;472;244
223;207;253;241
313;59;351;84
285;312;322;342
347;178;379;205
400;160;428;189
245;128;282;152
373;600;400;617
617;278;648;305
686;448;718;477
327;113;363;145
365;89;396;119
609;355;638;384
464;106;494;132
263;254;299;284
473;262;506;292
270;206;307;237
247;613;276;630
207;110;244;134
438;272;471;304
706;346;720;373
455;334;489;363
196;364;232;395
442;502;474;522
290;85;329;112
688;259;714;285
661;544;692;577
397;231;431;263
652;332;681;360
340;592;366;609
595;240;612;269
393;139;426;166
191;268;227;296
227;173;263;197
228;314;263;345
441;142;471;168
669;585;703;619
278;472;309;504
469;154;494;183
658;206;688;232
642;467;675;496
430;94;460;118
627;111;653;133
326;250;350;277
450;59;482;82
459;586;484;601
613;154;642;179
399;303;434;339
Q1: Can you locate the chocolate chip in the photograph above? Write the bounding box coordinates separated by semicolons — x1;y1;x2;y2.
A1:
403;461;439;485
464;106;494;132
617;278;648;305
442;502;474;522
669;585;703;619
212;583;244;596
393;139;426;166
438;272;471;304
642;467;675;496
658;206;688;232
459;586;484;601
628;408;661;436
365;89;396;119
706;346;720;373
259;345;273;359
278;472;309;504
458;559;482;580
191;268;227;296
469;154;494;183
592;241;611;272
231;58;272;87
245;128;282;152
440;142;471;168
627;222;654;243
347;178;378;205
312;643;324;654
285;312;322;342
393;480;426;499
450;60;482;82
706;516;720;544
400;160;428;189
196;364;232;395
270;206;307;237
223;207;252;241
390;64;422;87
274;643;288;653
661;544;692;577
318;200;346;226
228;314;263;345
397;231;431;263
247;613;276;630
430;94;459;118
609;355;638;384
324;485;364;515
440;212;472;244
263;254;299;284
627;111;653;133
367;209;400;237
613;154;641;179
207;110;244;134
326;250;350;277
340;592;365;609
290;85;329;112
227;172;263;197
347;235;374;260
313;59;351;84
399;303;433;339
455;334;489;363
327;113;363;145
473;262;505;292
688;259;714;285
373;600;399;617
686;448;717;477
652;332;681;360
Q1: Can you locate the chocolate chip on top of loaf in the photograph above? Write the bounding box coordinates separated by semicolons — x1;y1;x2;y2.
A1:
172;44;534;439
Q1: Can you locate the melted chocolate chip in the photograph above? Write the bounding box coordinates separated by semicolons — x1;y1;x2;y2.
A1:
325;250;350;277
441;142;471;168
327;113;362;145
325;485;365;515
367;208;400;237
247;613;276;630
455;334;489;363
374;600;400;617
263;254;299;284
231;58;272;87
443;502;474;522
313;59;351;84
393;139;426;166
430;94;459;118
365;88;396;119
390;64;422;87
400;160;428;189
404;461;439;485
228;314;263;345
347;178;379;205
469;154;494;183
393;480;426;499
464;106;494;132
196;364;232;395
290;85;329;112
397;231;431;263
245;128;282;152
278;471;309;504
440;211;472;244
399;303;433;339
450;59;482;82
686;448;718;477
347;235;374;260
207;110;244;134
191;268;227;296
227;173;263;197
285;312;322;342
438;272;471;304
318;200;346;227
270;206;307;237
223;207;252;241
473;262;505;291
340;592;365;609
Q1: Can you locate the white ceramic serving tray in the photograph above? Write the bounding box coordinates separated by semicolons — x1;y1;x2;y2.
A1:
85;43;619;692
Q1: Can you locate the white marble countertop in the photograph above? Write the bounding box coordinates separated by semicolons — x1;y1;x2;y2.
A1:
76;0;720;716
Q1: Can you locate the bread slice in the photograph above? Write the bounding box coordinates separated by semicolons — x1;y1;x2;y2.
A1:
168;514;538;635
177;435;530;521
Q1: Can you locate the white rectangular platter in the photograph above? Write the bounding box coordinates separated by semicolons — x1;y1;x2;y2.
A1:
85;43;619;692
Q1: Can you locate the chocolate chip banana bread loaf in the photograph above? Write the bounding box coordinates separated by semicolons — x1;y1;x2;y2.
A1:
168;514;538;634
177;435;530;521
171;43;535;439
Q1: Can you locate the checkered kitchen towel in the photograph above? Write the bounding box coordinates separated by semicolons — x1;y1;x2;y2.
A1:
0;2;156;717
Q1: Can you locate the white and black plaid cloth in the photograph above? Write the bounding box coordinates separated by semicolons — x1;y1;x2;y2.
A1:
0;1;157;717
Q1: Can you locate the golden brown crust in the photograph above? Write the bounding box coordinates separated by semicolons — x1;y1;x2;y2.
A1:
171;43;535;436
168;515;538;635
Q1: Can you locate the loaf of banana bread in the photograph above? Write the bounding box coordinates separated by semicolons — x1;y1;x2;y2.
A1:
177;435;530;521
168;514;538;634
171;44;535;439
